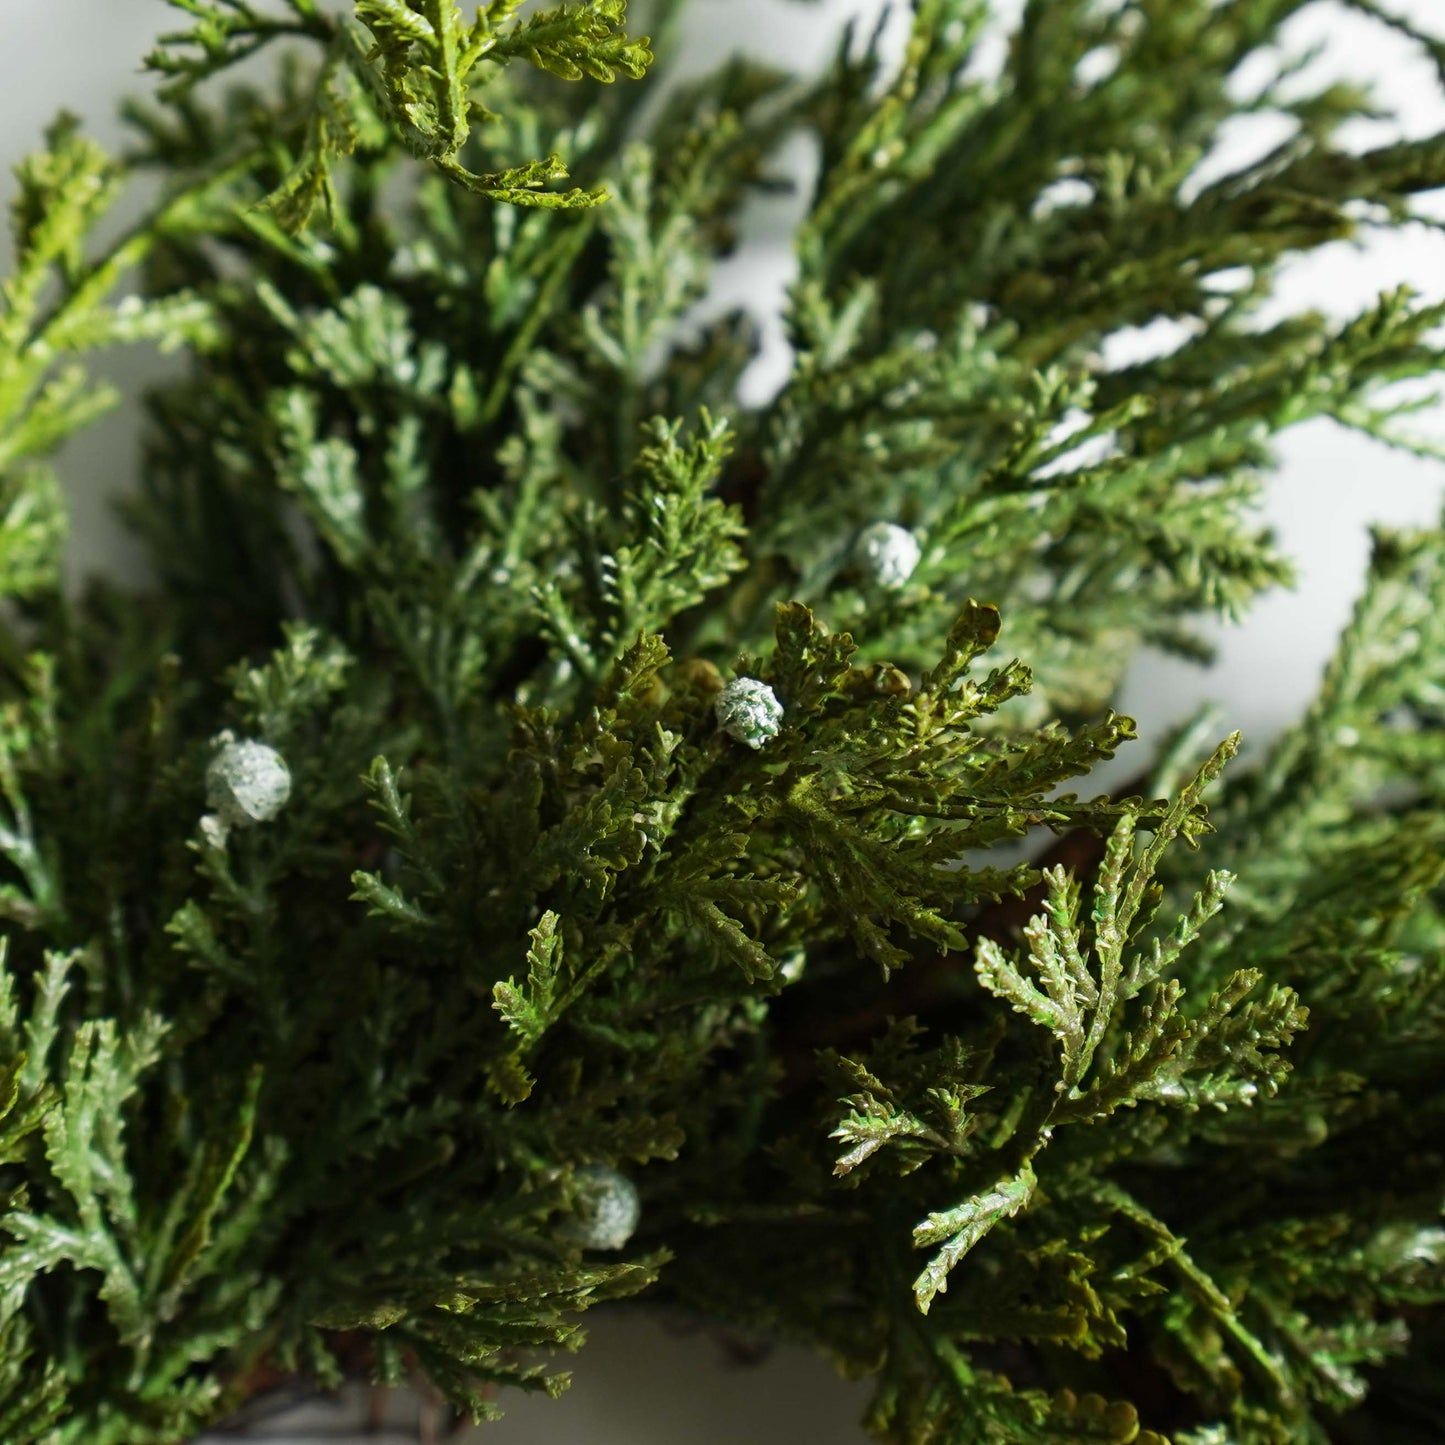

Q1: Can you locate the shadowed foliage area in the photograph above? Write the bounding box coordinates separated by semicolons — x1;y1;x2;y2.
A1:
0;1;1442;1440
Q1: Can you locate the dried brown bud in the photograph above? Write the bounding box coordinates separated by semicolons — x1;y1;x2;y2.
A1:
867;663;912;697
671;657;725;696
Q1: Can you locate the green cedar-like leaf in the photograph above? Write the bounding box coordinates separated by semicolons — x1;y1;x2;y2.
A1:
825;1039;989;1181
229;622;353;741
489;1;652;84
912;1165;1037;1313
350;869;436;928
155;1066;262;1303
920;601;1003;693
0;469;64;603
831;1093;935;1177
4;0;1445;1438
271;389;371;568
488;910;568;1102
493;910;564;1051
145;1;651;224
146;2;331;98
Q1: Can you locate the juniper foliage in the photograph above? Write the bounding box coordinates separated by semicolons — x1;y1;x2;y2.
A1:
0;0;1443;1441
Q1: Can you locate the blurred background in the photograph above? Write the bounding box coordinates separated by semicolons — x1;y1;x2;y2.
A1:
2;0;1444;1439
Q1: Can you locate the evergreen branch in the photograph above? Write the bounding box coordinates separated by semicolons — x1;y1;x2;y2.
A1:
0;0;1443;1437
146;2;332;97
144;1;652;225
911;1165;1036;1314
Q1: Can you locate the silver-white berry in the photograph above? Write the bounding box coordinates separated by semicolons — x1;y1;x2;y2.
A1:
715;677;784;750
565;1165;640;1251
206;735;291;832
855;522;922;590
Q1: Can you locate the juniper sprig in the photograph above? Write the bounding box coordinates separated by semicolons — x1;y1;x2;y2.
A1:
0;1;1442;1441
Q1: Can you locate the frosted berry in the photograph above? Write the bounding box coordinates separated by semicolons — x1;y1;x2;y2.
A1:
565;1165;640;1251
855;522;922;590
715;677;784;749
206;735;292;830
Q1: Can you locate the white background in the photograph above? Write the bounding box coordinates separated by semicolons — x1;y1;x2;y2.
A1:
2;1;1444;1440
